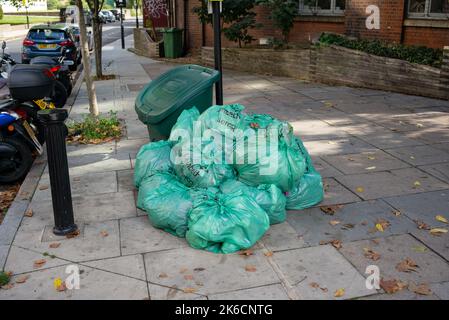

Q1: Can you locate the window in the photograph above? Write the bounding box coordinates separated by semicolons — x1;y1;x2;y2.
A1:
299;0;345;15
408;0;449;18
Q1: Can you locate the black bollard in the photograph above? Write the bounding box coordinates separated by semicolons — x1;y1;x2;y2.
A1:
37;109;78;236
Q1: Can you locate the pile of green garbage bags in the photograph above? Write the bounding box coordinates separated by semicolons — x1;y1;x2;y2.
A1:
134;104;324;254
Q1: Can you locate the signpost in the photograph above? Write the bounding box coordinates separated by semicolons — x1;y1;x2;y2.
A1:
209;0;223;105
135;0;139;29
116;0;127;49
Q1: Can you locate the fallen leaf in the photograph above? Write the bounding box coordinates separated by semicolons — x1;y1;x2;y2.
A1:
66;229;80;239
183;274;194;281
367;156;376;160
238;249;253;256
193;268;205;272
414;220;430;230
380;279;407;294
363;248;381;261
100;231;109;237
158;273;168;278
56;282;67;292
264;251;273;257
375;219;390;232
375;223;384;232
365;166;376;170
319;239;342;250
15;275;29;284
320;287;328;293
245;265;257;272
430;228;448;236
39;185;49;191
24;208;33;217
355;187;365;193
324;101;334;108
309;282;320;289
329;220;341;226
183;287;197;294
396;258;419;273
392;210;401;217
413;181;421;188
334;288;345;298
435;215;448;224
342;223;355;229
49;242;61;249
347;157;355;162
412;245;427;253
33;259;46;269
320;205;343;215
408;282;431;296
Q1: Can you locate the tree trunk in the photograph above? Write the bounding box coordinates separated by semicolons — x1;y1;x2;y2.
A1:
92;17;103;79
75;0;99;117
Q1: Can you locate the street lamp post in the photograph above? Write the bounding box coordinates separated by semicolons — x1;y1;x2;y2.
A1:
210;0;223;105
115;0;126;49
135;0;139;29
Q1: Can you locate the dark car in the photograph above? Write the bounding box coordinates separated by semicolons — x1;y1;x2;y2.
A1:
69;25;93;53
22;24;80;70
110;9;121;21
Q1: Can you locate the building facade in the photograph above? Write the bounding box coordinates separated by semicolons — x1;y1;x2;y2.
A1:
1;0;48;13
169;0;449;51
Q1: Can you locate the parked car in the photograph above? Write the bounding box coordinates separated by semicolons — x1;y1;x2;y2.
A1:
69;25;93;52
84;11;93;26
21;24;80;71
98;11;108;24
101;10;116;23
109;9;121;21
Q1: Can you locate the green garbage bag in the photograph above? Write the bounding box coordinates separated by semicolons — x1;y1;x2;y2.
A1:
220;179;286;225
198;104;247;137
134;141;173;188
172;137;235;188
235;114;306;192
169;107;200;144
137;173;192;237
285;138;324;210
186;189;270;254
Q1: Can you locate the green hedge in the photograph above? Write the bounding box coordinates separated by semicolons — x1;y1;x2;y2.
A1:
318;33;443;68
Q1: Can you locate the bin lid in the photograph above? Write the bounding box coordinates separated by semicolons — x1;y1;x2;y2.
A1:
135;65;220;125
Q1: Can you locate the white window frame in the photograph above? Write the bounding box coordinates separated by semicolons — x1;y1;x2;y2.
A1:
408;0;449;19
298;0;345;16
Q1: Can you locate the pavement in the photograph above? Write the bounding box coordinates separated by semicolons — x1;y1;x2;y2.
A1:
1;34;449;300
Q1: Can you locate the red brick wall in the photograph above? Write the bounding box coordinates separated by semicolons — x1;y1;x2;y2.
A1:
345;0;406;43
404;27;449;49
289;21;346;43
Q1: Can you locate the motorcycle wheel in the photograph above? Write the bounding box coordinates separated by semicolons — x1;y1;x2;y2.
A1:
59;75;73;96
52;80;68;108
0;138;33;184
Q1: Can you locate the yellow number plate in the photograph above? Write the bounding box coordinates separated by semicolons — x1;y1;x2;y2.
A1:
34;99;55;110
38;44;57;49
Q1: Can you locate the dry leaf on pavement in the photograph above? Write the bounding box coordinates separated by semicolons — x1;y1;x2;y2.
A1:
66;229;80;239
15;275;30;284
375;219;390;232
334;288;345;297
355;187;365;193
363;248;381;261
320;205;343;215
380;279;407;294
158;273;168;278
396;258;419;273
329;220;341;226
430;228;448;236
414;220;430;230
193;268;205;272
435;215;448;223
319;239;342;250
238;249;253;256
55;282;67;292
49;242;61;249
392;210;401;217
245;265;257;272
39;185;49;191
183;287;197;294
408;282;432;296
33;259;46;269
24;208;33;217
309;282;320;289
100;231;109;237
264;251;273;257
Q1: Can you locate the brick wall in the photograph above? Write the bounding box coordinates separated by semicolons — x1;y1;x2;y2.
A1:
404;27;449;49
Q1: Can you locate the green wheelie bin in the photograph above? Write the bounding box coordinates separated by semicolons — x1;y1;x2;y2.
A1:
135;64;220;141
161;28;183;59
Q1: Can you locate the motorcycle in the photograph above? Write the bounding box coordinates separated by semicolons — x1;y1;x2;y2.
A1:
1;41;72;109
0;100;43;184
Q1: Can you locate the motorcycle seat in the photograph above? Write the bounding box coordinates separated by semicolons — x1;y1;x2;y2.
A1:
30;56;58;67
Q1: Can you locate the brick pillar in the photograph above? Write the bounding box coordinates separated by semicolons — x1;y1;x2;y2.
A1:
441;46;449;100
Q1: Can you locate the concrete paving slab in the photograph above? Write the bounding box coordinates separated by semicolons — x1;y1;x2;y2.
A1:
419;163;449;184
148;283;207;300
208;283;289;300
303;137;377;156
0;265;149;300
411;231;449;262
385;145;449;166
360;291;439;300
321;178;361;206
116;138;150;154
34;171;118;201
339;234;449;284
57;153;132;176
82;254;146;281
287;200;415;246
355;132;425;150
430;282;449;300
4;246;69;275
260;222;306;252
272;245;374;299
336;168;449;200
323;150;410;175
144;247;280;296
311;157;344;178
13;219;121;263
66;142;116;157
120;216;187;255
125;119;149;140
290;119;349;142
117;169;135;192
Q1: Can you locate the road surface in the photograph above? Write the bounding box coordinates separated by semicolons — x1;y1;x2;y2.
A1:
3;20;136;62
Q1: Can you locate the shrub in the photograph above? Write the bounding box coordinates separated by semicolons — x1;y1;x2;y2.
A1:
67;111;122;144
256;0;298;44
319;33;443;68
